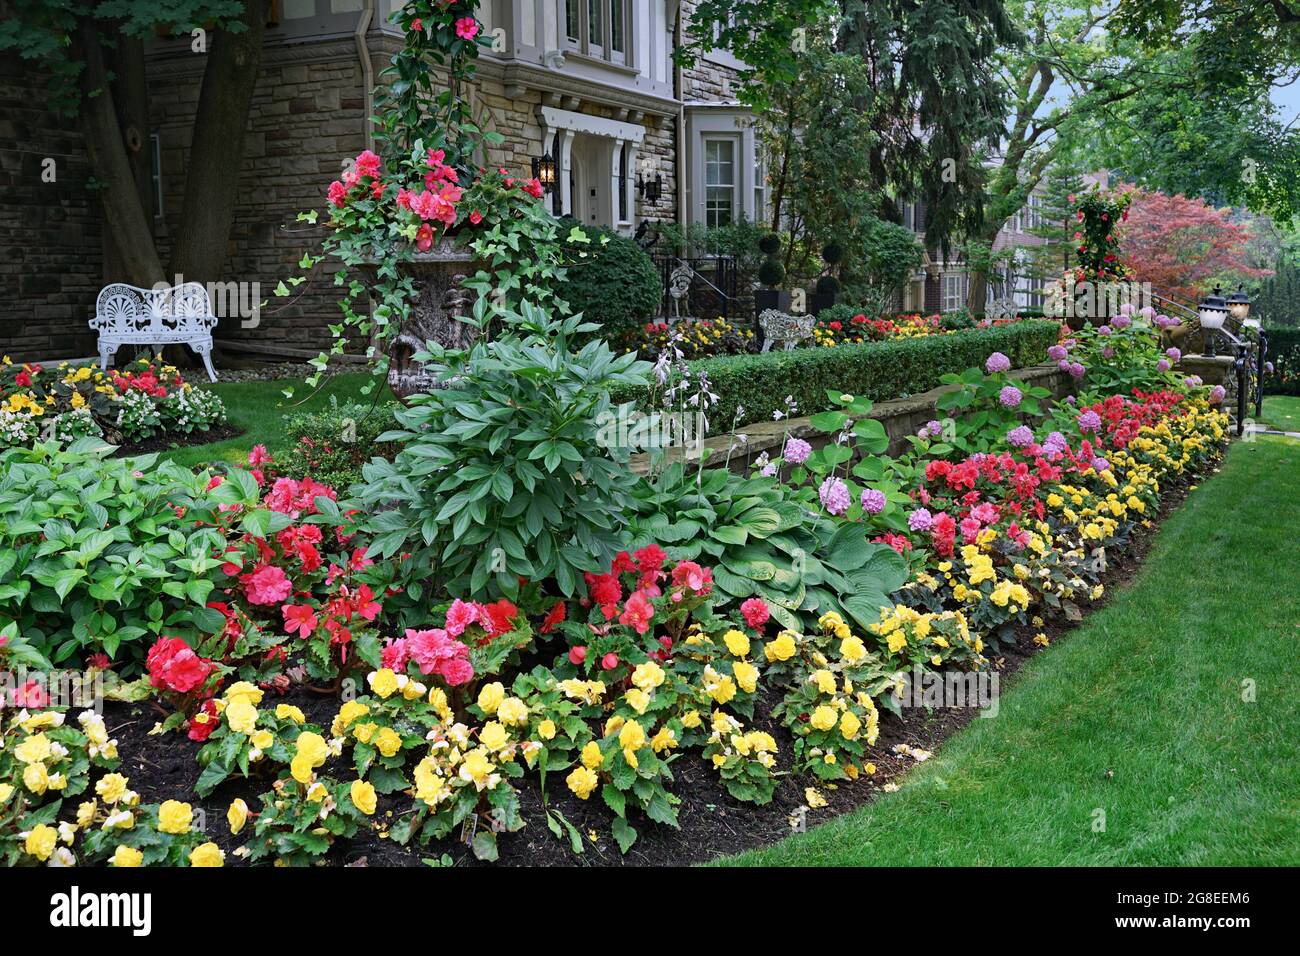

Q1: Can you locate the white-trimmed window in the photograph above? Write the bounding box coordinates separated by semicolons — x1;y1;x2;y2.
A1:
276;0;364;35
562;1;629;64
704;137;737;227
942;272;968;312
752;147;766;223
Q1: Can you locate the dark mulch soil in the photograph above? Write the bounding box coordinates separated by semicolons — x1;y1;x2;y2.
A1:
112;423;244;458
97;469;1203;867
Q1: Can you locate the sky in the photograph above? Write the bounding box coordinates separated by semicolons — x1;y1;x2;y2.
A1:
1271;81;1300;128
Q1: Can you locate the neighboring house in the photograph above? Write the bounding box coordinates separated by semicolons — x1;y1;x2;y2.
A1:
896;187;1053;316
0;1;760;360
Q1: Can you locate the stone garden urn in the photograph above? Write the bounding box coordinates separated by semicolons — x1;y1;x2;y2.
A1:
356;236;480;403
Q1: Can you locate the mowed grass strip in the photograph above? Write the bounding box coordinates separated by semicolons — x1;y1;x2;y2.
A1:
725;438;1300;866
159;372;390;470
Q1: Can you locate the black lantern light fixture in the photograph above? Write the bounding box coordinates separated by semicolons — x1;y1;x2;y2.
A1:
638;172;663;205
1197;285;1230;358
530;151;559;214
1226;284;1255;328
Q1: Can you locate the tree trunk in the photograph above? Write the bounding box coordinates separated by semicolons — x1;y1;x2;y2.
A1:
103;34;154;281
966;269;989;315
169;0;267;284
964;220;1005;314
74;19;165;286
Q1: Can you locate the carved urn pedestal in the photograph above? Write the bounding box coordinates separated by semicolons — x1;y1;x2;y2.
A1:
357;238;480;402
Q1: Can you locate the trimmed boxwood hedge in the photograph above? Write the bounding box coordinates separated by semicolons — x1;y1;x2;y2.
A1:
612;320;1060;432
1264;327;1300;396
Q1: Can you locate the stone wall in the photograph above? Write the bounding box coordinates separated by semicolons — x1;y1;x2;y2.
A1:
0;52;103;362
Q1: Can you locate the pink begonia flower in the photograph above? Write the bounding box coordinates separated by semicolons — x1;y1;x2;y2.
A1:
246;565;292;606
444;599;478;638
282;604;318;638
354;149;381;179
440;657;474;686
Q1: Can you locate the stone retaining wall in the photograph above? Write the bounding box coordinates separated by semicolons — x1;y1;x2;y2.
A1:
629;363;1075;476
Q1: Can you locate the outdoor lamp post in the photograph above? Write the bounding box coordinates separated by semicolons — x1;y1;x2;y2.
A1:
1197;285;1229;358
1227;284;1256;328
531;151;558;214
1226;284;1251;321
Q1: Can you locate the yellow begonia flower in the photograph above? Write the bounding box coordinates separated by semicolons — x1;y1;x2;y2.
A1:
350;779;377;815
227;798;249;835
157;800;193;835
189;842;225;867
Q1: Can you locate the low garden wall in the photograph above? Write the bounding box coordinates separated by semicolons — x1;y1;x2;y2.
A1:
629;362;1073;476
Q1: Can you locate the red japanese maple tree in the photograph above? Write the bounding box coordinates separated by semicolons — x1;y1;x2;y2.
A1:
1118;187;1271;301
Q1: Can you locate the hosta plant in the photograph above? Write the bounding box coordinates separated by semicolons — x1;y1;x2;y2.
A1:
355;300;652;604
0;440;230;668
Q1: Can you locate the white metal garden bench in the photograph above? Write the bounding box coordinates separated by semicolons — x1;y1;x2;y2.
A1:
91;282;219;382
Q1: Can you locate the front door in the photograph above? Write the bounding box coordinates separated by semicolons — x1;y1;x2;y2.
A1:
569;135;612;228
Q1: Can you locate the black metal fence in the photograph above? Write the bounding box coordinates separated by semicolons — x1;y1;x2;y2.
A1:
651;256;740;320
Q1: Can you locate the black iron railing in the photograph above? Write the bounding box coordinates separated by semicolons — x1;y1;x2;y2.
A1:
651;255;740;320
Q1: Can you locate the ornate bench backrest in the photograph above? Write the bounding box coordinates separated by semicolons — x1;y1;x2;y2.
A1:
92;282;215;335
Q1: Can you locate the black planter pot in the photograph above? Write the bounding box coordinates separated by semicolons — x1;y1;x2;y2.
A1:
754;289;791;313
810;292;837;317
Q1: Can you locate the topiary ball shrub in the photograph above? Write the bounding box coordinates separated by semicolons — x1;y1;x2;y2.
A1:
558;226;662;335
822;241;844;265
758;232;782;256
816;275;841;295
757;259;786;288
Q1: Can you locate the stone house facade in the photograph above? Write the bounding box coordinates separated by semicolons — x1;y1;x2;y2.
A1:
0;0;761;360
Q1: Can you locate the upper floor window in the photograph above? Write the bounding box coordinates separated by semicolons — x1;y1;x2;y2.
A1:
562;1;628;63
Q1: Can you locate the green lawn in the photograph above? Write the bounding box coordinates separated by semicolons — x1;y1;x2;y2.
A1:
161;372;391;470
1260;395;1300;433
725;438;1300;866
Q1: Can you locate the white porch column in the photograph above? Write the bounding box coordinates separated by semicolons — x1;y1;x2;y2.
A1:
623;141;640;229
610;138;627;231
556;128;576;217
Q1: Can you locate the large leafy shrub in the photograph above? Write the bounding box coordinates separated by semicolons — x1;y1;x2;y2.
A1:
354;301;653;603
0;440;229;666
611;320;1060;433
559;226;662;333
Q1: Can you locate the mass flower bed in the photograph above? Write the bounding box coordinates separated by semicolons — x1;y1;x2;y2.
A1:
617;311;1037;362
0;289;1231;866
620;317;757;359
0;356;227;450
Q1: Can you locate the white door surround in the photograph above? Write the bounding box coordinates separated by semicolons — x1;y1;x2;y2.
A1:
536;105;644;233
